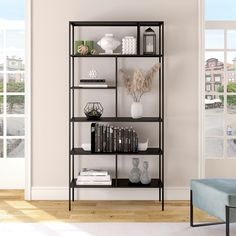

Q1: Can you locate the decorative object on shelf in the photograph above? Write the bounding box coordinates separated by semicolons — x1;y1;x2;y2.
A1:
121;63;160;119
74;40;84;54
138;139;149;151
84;102;103;120
143;27;156;55
122;36;137;55
84;40;94;54
97;34;121;54
79;69;108;88
88;69;98;79
78;44;89;55
129;158;141;183
81;143;91;151
74;40;96;55
131;102;143;119
140;161;151;185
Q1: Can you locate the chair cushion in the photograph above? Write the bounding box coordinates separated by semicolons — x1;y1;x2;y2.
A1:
191;179;236;222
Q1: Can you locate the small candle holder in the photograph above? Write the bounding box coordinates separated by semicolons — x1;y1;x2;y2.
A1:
143;27;156;55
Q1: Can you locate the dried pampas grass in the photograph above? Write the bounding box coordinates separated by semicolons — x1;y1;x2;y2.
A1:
120;63;160;102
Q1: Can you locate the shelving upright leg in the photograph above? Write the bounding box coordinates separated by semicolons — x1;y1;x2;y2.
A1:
69;22;72;211
161;23;165;211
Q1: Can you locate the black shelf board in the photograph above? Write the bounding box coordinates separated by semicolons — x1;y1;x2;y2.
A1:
70;178;162;188
71;54;163;58
70;148;163;156
115;178;163;188
70;21;164;27
71;86;116;90
71;117;163;122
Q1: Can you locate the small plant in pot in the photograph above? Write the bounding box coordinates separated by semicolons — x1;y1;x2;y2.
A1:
120;63;160;119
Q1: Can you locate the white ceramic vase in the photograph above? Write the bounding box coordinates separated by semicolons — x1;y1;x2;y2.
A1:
97;34;121;54
131;102;143;119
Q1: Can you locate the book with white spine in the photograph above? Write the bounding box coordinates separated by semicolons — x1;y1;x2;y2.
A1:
77;175;111;182
76;180;112;185
79;168;109;176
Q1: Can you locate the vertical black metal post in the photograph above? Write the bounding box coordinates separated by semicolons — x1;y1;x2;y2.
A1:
226;206;230;236
115;155;118;187
137;23;140;55
158;25;162;202
161;23;165;211
115;57;118;117
115;57;118;187
72;25;75;202
69;22;72;211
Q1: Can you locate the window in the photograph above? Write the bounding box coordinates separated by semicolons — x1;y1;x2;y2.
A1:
204;1;236;159
214;75;221;83
0;1;25;158
206;84;211;92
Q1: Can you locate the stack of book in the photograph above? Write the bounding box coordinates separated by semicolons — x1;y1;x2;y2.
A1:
78;78;108;88
76;168;112;185
91;123;139;153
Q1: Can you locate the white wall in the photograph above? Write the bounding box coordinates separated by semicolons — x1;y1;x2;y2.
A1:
31;0;199;200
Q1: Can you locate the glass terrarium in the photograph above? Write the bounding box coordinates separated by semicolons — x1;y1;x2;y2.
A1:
84;102;103;120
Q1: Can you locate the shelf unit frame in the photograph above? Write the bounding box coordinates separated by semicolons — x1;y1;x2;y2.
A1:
69;21;164;211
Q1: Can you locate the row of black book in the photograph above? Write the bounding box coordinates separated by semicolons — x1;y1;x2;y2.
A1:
91;123;138;153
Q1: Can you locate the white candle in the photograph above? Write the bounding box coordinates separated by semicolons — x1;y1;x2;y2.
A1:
146;42;153;52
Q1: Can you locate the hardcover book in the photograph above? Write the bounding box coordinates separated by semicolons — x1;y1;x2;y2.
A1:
80;79;106;83
80;168;108;176
76;180;112;185
113;127;117;152
77;175;111;181
106;125;110;152
102;124;107;152
95;123;99;152
109;126;113;152
91;123;96;153
97;124;101;152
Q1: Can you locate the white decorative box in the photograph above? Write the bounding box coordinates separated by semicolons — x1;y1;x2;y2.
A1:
122;36;137;55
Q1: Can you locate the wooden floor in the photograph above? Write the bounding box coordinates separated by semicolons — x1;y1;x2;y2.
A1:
0;190;216;222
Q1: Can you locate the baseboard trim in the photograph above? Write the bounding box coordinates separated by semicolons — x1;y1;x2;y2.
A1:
31;186;189;200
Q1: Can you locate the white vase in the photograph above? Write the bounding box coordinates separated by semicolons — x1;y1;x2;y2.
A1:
97;34;121;54
131;102;143;119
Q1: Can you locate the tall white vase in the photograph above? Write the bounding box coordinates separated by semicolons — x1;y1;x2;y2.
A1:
131;102;143;119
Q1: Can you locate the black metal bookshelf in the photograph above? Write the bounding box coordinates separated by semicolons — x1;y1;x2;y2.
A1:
69;21;164;211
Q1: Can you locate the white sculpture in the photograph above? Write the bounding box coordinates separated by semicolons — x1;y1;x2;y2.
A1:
138;139;149;151
97;34;121;54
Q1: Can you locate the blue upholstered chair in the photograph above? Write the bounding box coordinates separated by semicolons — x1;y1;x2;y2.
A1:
190;179;236;236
